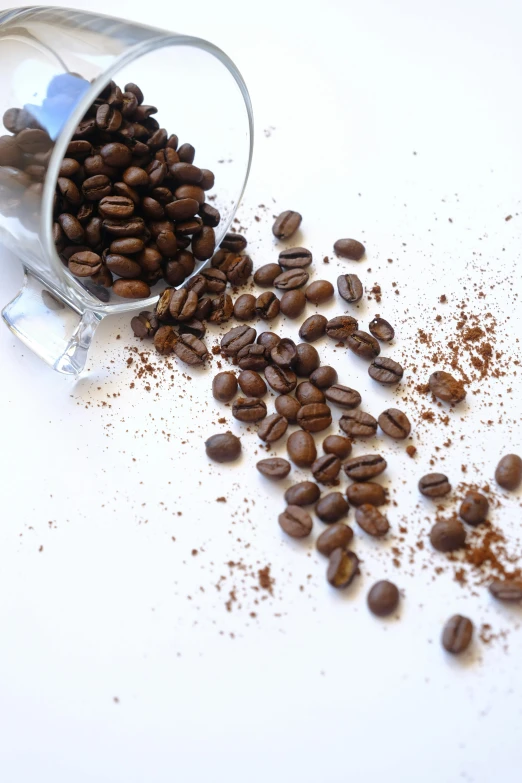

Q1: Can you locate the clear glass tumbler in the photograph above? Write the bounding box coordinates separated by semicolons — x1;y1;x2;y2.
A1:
0;6;253;374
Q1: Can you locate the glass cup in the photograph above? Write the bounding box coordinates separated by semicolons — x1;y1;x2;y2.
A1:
0;6;253;373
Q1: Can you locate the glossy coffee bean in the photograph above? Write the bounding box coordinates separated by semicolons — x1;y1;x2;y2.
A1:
238;370;267;398
113;279;150;298
209;294;234;324
226;254;253;285
275;395;301;423
274;269;309;290
234;294;257;321
254;263;282;287
284;481;321;506
279;505;313;538
174;333;208;365
257;458;291;479
237;344;269;371
378;408;411;439
346;482;386;507
430;519;466;552
131;311;158;338
297;403;332;433
489;580;522;602
205;432;241;463
429;371;466;403
296;382;325;406
278;246;312;268
212;371;238;402
287;430;317;468
265;365;297;394
306;280;334;304
355;504;390;537
309;366;338;389
334;238;365;260
292;343;320;376
255;291;280;320
316;492;349;523
169;289;198;321
312;454;341;484
192;227;216;261
68;250;102;277
369;357;404;384
316;523;353;556
344;454;387;481
257;413;288;443
165;197;200;221
442;615;473;654
271;338;297;368
495;454;522;490
280;289;306;318
272;210;302;240
327;549;360;588
232;397;267;423
325;315;358;340
220;233;247;252
459;491;489;525
221;325;256;357
347;330;380;360
418;473;451;498
339;410;378;438
201;268;227;294
367;581;400;617
369;316;394;342
299;315;327;342
324;384;361;409
337;273;363;303
257;332;280;351
105;253;141;278
323;435;352;459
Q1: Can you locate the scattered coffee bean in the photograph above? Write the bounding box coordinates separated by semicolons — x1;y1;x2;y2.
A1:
368;357;404;385
169;288;198;321
369;316;395;342
287;430;317;468
495;454;522;491
224;254;252;286
327;549;360;588
238;370;267;398
271;337;297;368
257;458;291;479
278;246;312;268
337;273;363;303
309;366;338;389
232;397;267;423
344;454;387;481
459;491;489;525
325;315;358;341
280;289;306;318
220;232;247;252
131;311;158;338
355;504;389;537
273;210;302;240
489;580;522;602
174;333;208;365
323;435;352;459
316;492;349;523
209;294;233;324
333;238;365;261
339;410;378;438
306;280;334;304
113;279;151;298
205;432;241;462
257;413;288;443
154;325;177;354
234;294;257;321
265;365;297;394
179;319;206;339
418;473;451;498
324;384;361;409
316;524;354;556
312;454;341;484
292;343;320;376
284;481;321;506
296;382;325;406
299;314;327;342
346;482;386;507
279;505;313;538
347;330;381;360
274;269;309;290
212;371;238;402
367;581;400;616
237;343;269;371
257;331;281;351
221;325;256;357
378;408;411;439
297;403;332;433
275;394;301;423
442;615;473;654
201;267;227;293
430;518;466;552
254;263;282;287
429;371;466;403
255;291;280;319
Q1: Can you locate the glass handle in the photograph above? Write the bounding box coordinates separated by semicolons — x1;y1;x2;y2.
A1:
1;269;102;375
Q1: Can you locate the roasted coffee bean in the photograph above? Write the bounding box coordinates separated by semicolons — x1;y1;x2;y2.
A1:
205;432;241;463
297;403;332;433
287;430;317;468
163;260;186;286
271;338;297;368
309;366;338;389
156;230;178;257
212;372;238;402
146;160;166;189
339;410;378;438
177;142;195;163
489;580;522;602
254;263;282;287
169;289;198;321
317;523;353;556
265;365;297;394
75;204;94;225
274;269;309;290
57;177;82;206
209;294;234;324
156;288;174;321
100;142;132;168
170;162;203;184
292;343;320;376
429;371;466;403
221;325;256;357
323;435;352;459
325;315;358;341
84;154;117;178
238;370;267;398
296;382;325;406
285;481;321;506
355;504;389;537
165;197;199;221
275;394;301;423
122;166;149;188
175;184;205;204
459;491;489;525
232;397;267;423
280;289;306;318
124;82;144;103
59;213;84;243
273;210;302;240
324;384;361;409
346;482;386;507
113;180;140;204
141;196;165;220
200;268;227;293
279;505;313;538
179;319;206;339
347;330;380;360
191;226;215;261
57;157;80;179
99;195;134;219
316;492;349;523
154;325;177;354
257;332;280;351
418;473;451;498
334;238;365;261
369;357;404;384
305;280;334;304
344;454;387;481
430;518;466;552
233;294;257;321
378;408;411;439
199;169;215;190
495;454;522;490
193;295;212;321
337;273;363;304
105;253;141;278
199;203;220;226
257;457;291;479
211;249;235;271
442;615;473;654
68;251;102;277
369;316;394;342
237;344;269;371
327;549;360;588
278;246;312;268
66;139;92;160
174;333;207;365
183;274;207;296
17;128;52;154
367;581;400;617
226;254;253;285
258;413;288;443
110;237;144;255
220;232;247;253
299;314;327;342
312;454;341;484
136;247;162;277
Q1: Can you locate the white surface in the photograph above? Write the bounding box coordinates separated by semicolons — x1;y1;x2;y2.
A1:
1;1;522;781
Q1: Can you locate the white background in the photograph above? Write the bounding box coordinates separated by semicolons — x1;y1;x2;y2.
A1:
1;1;522;781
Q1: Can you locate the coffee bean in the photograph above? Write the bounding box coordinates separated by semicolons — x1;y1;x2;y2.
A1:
169;289;198;321
337;274;363;303
175;184;205;204
368;357;403;384
321;435;351;460
285;481;321;506
220;233;247;253
199;169;215;190
142;196;165;220
458;491;489;526
271;338;297;368
209;294;233;324
367;581;400;617
254;263;282;287
280;289;306;318
257;332;281;351
275;394;301;423
325;315;358;340
278;246;312;268
183;274;207;296
292;343;320;376
339;410;377;439
175;142;194;163
170;162;203;185
265;365;297;394
174;333;208;365
418;473;451;498
257;457;291;479
221;325;256;357
334;238;365;261
66;140;92;160
17;128;52;154
306;280;334;304
165;197;199;221
347;330;380;360
99;195;135;219
212;371;237;402
131;311;158;338
100;142;132;168
355;504;389;537
327;549;360;588
199;268;226;294
190;226;215;261
346;482;386;507
287;430;317;468
369;316;395;342
58;157;80;179
489;580;522;602
154;325;178;354
205;432;241;463
179;319;206;339
110;237;144;255
105;253;141;278
324;384;361;409
226;254;253;285
309;366;338;389
297;403;332;433
237;344;269;371
442;615;473;654
274;269;309;291
199;203;220;226
258;413;288;443
68;251;102;277
59;213;84;243
317;523;354;556
232;397;267;423
123;165;149;188
272;210;302;240
344;454;387;481
312;455;341;484
238;370;267;398
296;382;325;406
316;492;349;523
378;408;411;439
193;295;212;321
430;519;466;552
279;505;313;538
113;278;151;298
299;314;327;342
495;454;522;491
429;371;466;403
57;177;82;206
